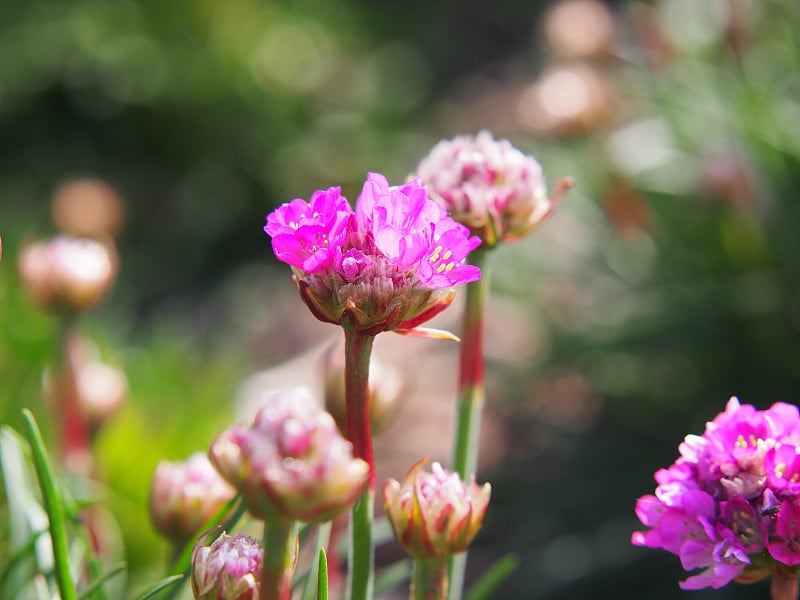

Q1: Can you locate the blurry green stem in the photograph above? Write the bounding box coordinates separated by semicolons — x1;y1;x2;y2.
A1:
344;330;375;600
411;558;449;600
772;575;799;600
261;516;298;600
449;248;491;600
22;409;78;600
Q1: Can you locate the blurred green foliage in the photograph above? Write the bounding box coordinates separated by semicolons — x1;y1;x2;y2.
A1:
2;0;800;598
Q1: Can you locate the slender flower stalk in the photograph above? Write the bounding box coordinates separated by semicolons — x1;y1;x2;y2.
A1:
412;558;449;600
415;131;570;600
262;516;299;600
264;173;482;600
448;249;490;600
344;330;375;600
772;575;799;600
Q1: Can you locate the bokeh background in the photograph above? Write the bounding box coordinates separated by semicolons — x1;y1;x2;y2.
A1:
2;0;800;598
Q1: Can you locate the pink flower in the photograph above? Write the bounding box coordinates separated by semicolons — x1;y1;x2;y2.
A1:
382;458;490;559
265;173;481;335
414;130;572;247
209;388;369;523
149;453;237;544
191;531;262;600
632;396;800;589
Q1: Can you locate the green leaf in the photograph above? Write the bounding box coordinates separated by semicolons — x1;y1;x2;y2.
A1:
21;409;78;600
77;563;125;600
464;553;520;600
317;548;328;600
299;521;331;600
130;575;184;600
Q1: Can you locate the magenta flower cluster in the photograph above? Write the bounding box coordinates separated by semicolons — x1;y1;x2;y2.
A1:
264;173;481;334
633;397;800;590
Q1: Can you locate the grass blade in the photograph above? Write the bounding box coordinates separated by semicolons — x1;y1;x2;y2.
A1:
77;563;125;600
131;574;184;600
317;548;328;600
21;409;77;600
464;553;519;600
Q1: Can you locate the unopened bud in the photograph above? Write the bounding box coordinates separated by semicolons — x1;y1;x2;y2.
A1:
383;458;491;559
210;388;369;523
18;236;118;313
191;530;262;600
149;453;237;544
51;178;126;238
415;130;572;247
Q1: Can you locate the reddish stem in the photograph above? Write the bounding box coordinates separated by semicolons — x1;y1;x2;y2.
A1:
772;575;799;600
344;330;376;486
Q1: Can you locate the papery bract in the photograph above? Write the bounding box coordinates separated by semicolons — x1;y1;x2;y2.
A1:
264;173;481;335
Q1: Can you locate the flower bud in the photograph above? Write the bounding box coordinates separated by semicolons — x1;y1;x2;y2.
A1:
149;453;237;544
18;236;118;313
415;131;572;247
51;178;126;238
323;343;404;436
209;388;369;523
191;531;262;600
43;334;127;429
383;458;491;559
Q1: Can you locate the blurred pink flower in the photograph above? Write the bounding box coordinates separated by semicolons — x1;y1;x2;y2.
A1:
415;131;572;247
149;453;236;544
209;388;369;523
383;458;490;559
264;173;481;335
632;397;800;589
191;531;262;600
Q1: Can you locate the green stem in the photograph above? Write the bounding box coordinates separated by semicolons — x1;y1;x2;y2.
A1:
261;516;298;600
411;558;449;600
772;575;799;600
449;248;492;600
343;330;376;600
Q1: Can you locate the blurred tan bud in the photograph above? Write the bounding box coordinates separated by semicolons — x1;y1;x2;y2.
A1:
51;178;125;238
542;0;616;60
323;343;404;436
18;236;118;313
516;62;614;138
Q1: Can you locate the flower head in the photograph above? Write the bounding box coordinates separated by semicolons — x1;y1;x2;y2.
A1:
383;458;491;559
191;531;262;600
149;453;237;544
209;388;369;523
265;173;481;335
632;396;800;589
18;236;118;313
414;130;572;247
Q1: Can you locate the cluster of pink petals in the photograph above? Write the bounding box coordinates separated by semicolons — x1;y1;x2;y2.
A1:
209;388;369;523
265;173;481;335
383;458;491;559
149;453;236;544
414;130;571;247
191;531;262;600
632;397;800;589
